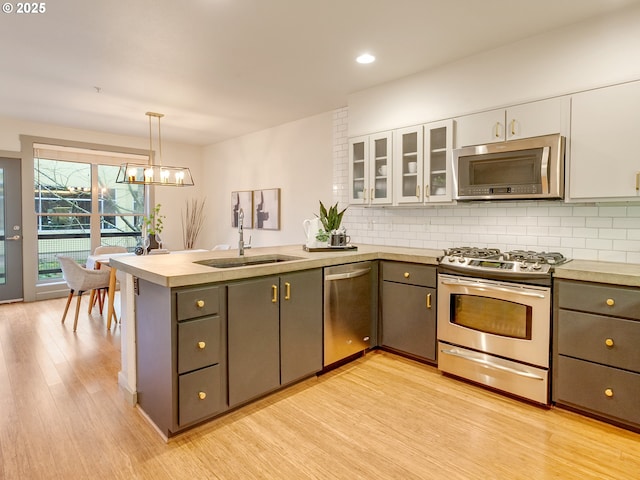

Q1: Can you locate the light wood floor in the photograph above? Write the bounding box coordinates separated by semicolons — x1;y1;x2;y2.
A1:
1;298;639;479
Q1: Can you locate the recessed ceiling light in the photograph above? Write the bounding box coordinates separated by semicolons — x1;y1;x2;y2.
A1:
356;53;375;64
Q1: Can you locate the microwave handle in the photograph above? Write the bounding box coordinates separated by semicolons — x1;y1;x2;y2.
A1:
540;146;550;194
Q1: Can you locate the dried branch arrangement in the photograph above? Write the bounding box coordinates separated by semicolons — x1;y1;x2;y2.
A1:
182;197;206;249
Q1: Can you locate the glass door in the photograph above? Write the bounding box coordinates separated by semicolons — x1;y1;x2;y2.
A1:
369;132;392;205
348;136;368;205
0;157;23;302
424;119;453;203
394;126;423;204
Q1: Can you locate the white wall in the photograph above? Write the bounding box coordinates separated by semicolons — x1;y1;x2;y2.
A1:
0;115;203;300
348;3;640;136
201;111;334;250
339;5;640;264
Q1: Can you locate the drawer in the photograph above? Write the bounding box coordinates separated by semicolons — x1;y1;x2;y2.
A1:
382;261;436;287
176;286;220;321
557;280;640;320
555;356;640;428
178;364;224;426
557;310;640;372
178;316;222;374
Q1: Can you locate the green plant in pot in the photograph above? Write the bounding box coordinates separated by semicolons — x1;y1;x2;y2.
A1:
143;203;165;251
316;201;347;242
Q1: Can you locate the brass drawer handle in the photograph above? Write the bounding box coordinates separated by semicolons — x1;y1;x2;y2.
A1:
604;388;614;398
606;298;614;306
271;285;278;303
196;300;205;308
198;391;207;400
198;341;206;349
284;282;291;300
605;338;614;347
404;272;410;278
426;293;432;309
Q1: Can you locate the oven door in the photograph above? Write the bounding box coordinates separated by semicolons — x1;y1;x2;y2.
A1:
437;273;551;368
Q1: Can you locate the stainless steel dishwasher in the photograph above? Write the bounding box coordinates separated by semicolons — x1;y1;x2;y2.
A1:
323;261;376;367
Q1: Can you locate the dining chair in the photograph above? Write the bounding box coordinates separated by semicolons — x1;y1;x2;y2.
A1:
57;255;111;332
88;245;128;312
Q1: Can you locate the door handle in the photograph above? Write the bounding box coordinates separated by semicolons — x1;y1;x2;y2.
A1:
426;293;432;309
6;235;21;241
284;282;291;300
271;285;278;303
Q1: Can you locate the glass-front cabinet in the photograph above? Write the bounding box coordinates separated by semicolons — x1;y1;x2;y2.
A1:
424;119;454;203
348;132;393;205
394;126;423;204
394;120;453;204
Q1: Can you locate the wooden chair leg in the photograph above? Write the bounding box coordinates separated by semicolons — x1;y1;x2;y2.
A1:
97;288;105;314
61;290;74;324
88;289;96;314
73;291;84;332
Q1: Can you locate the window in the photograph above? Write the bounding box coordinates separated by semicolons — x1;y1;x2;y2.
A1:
34;145;146;281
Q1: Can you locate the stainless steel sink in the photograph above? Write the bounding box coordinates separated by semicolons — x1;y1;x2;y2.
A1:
194;254;303;269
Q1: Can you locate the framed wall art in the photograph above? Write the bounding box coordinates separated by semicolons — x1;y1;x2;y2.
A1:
231;190;253;228
252;188;280;230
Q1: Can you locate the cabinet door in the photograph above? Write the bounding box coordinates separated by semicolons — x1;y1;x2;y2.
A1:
348;135;369;204
506;96;568;140
228;277;280;407
456;109;505;147
394;126;424;204
280;269;323;385
381;281;436;361
424;119;454;203
569;81;640;200
369;132;393;205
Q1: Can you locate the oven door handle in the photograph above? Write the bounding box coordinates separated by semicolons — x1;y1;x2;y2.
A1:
440;348;545;380
439;279;546;298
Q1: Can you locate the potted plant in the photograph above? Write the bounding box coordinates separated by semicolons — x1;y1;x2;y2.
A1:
316;201;347;242
143;203;165;251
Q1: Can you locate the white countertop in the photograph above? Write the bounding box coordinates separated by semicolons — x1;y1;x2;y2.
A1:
554;259;640;287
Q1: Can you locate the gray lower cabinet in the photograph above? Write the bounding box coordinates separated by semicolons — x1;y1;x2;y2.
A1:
136;280;227;437
228;269;322;408
553;279;640;430
381;261;437;362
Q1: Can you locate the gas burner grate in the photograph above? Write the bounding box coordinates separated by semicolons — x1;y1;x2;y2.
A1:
503;250;568;265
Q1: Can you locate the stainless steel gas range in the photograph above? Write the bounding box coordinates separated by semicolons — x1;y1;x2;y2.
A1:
437;247;570;405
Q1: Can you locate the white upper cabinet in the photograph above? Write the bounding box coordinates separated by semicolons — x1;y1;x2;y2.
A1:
394;126;424;204
423;119;454;203
568;81;640;200
394;120;454;205
348;132;393;205
456;97;569;147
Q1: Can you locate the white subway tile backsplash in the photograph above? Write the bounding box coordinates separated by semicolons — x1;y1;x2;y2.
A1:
333;108;640;264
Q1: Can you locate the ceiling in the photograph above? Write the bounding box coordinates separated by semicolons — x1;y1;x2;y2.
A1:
1;0;639;145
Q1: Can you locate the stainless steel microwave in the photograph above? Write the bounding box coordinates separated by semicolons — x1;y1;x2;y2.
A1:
453;134;565;201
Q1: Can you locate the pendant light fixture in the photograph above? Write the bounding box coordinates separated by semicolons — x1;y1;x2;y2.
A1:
116;112;194;186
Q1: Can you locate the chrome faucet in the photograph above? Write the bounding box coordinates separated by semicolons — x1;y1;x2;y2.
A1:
238;208;251;255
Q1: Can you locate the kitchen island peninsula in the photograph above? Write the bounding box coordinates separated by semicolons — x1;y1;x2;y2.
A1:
110;244;441;437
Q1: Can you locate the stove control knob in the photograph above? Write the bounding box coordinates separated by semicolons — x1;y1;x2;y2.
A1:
531;262;542;270
448;257;456;262
457;258;465;263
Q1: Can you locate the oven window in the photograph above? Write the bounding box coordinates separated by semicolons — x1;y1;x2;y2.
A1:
451;294;532;339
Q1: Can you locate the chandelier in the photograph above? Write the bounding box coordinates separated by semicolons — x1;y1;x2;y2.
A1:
116;112;194;186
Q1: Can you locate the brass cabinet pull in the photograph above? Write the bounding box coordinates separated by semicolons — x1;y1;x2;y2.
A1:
363;189;367;201
403;272;410;278
371;188;374;200
636;172;640;191
196;300;205;308
605;338;614;347
284;282;291;300
425;184;429;198
197;341;206;349
416;185;420;198
604;388;614;398
271;285;278;303
494;122;502;138
198;391;207;400
606;298;615;306
426;293;432;309
510;119;516;136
